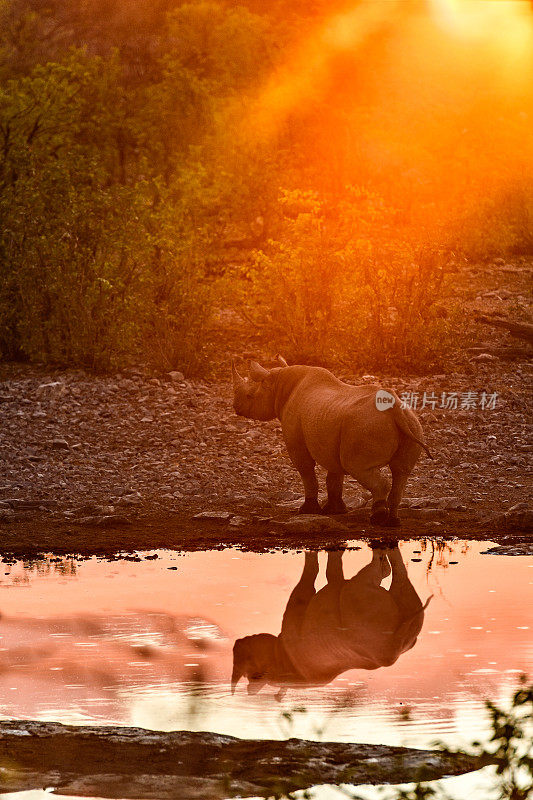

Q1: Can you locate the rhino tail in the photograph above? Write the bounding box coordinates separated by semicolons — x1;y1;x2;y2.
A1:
389;393;434;459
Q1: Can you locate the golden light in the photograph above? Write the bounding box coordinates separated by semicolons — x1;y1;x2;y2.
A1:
243;0;533;146
429;0;531;42
245;1;402;143
428;0;533;93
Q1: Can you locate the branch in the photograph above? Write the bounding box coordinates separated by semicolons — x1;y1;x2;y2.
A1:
475;314;533;346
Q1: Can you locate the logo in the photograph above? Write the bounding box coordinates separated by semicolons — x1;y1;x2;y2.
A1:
375;389;396;411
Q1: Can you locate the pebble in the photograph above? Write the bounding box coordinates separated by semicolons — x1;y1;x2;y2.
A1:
193;511;233;521
229;515;248;527
470;354;498;362
0;360;530;532
274;515;350;534
51;439;70;450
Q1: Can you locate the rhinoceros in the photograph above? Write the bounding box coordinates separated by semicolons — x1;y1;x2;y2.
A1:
231;546;431;697
231;357;432;526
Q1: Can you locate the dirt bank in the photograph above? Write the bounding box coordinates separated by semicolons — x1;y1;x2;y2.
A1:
0;359;531;556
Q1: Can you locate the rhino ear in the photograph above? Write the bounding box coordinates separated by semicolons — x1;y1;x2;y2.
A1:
276;354;288;367
249;360;270;382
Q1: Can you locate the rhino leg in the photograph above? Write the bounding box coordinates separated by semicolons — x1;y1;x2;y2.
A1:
387;547;424;616
386;470;410;527
281;552;319;637
293;457;321;513
284;434;321;514
322;472;348;515
299;495;322;515
386;442;421;526
350;548;390;588
326;550;345;585
370;500;389;525
345;465;390;525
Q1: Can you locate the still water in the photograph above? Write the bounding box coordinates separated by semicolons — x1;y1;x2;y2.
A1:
0;539;531;798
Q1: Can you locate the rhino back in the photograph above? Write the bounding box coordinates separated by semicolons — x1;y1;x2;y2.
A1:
282;378;401;472
283;584;403;679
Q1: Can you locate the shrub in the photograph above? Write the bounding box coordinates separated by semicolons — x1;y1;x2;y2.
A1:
244;188;454;373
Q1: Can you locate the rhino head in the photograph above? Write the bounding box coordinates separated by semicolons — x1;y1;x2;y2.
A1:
231;360;278;421
231;633;278;695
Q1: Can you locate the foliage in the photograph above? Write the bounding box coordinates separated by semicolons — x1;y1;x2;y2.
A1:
471;677;533;800
386;677;533;800
0;0;531;374
0;44;216;371
243;188;453;372
269;677;533;800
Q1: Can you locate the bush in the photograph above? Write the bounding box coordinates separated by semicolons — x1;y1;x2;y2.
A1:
0;51;215;372
243;189;454;373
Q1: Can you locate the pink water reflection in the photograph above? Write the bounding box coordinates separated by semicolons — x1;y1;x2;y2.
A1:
0;541;530;749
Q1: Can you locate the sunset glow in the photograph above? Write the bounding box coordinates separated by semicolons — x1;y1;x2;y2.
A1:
0;1;532;795
248;0;533;145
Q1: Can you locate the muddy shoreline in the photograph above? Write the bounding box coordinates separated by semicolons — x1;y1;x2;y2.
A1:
0;720;484;798
1;508;531;558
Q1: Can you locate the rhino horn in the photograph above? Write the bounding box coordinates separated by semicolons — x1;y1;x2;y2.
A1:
276;354;288;367
249;360;270;382
231;360;246;390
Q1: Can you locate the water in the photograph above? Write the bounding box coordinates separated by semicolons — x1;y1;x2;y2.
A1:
0;539;531;798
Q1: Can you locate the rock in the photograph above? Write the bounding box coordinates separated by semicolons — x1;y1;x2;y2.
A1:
73;515;99;525
481;543;533;556
274;515;350;534
229;515;248;527
193;511;233;521
414;497;468;511
98;514;132;527
117;496;142;507
400;497;432;508
51;439;70;450
74;514;132;527
406;508;445;521
168;371;185;382
2;499;56;510
470;353;498;362
0;720;482;799
509;502;530;512
278;496;320;511
485;510;533;533
36;381;67;398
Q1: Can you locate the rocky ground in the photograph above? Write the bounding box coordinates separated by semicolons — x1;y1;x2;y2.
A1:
0;355;531;556
0;720;483;798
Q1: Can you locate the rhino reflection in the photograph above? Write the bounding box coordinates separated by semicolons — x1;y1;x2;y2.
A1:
232;547;431;696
